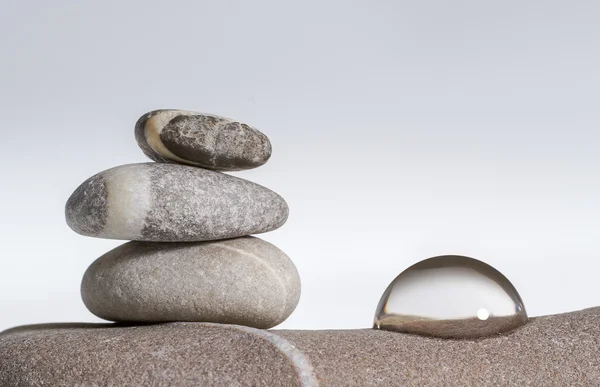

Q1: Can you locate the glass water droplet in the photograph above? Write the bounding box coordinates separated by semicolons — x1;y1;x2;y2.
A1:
373;255;528;339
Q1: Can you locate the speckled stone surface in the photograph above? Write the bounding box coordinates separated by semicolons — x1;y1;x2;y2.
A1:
135;109;272;171
0;323;314;387
1;308;598;386
278;307;600;386
82;236;301;328
65;163;288;242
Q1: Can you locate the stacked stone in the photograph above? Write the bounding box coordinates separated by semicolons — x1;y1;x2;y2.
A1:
65;109;300;329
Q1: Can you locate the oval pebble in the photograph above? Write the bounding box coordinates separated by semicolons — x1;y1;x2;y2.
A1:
0;323;314;387
65;163;288;242
81;236;301;328
135;109;272;171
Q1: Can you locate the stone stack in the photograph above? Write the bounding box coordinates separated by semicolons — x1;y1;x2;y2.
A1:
65;109;300;329
2;110;600;385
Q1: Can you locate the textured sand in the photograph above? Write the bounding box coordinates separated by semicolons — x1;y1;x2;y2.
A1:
1;307;598;386
0;323;309;387
279;307;600;386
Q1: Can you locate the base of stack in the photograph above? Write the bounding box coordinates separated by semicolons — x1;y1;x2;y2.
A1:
1;307;599;387
81;236;301;329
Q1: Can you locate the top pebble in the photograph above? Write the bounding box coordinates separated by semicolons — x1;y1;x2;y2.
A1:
135;109;272;171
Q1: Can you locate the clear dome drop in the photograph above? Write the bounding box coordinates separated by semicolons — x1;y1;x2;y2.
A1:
373;255;528;339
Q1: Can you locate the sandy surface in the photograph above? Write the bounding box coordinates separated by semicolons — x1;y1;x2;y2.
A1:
1;307;599;386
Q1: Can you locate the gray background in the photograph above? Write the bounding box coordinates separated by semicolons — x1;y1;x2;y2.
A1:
1;0;598;331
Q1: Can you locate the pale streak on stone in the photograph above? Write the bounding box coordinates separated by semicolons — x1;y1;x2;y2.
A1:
221;324;319;387
144;110;198;166
212;241;289;323
101;165;151;240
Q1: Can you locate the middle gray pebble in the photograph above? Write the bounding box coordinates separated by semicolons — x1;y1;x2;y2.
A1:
65;163;289;242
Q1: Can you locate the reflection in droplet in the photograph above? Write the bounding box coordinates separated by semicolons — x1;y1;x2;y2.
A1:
373;255;528;339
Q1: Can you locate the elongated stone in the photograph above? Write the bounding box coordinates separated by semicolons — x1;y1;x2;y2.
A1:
81;237;301;327
135;109;272;171
0;323;315;387
65;163;288;242
1;308;599;386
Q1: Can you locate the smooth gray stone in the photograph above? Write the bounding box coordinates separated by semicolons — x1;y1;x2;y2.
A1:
1;308;599;387
65;163;289;242
135;109;272;171
81;236;301;328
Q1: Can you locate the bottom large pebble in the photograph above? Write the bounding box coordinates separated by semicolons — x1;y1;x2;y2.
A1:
81;236;300;328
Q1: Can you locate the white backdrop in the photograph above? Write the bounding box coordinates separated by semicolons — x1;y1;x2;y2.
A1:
1;0;599;331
